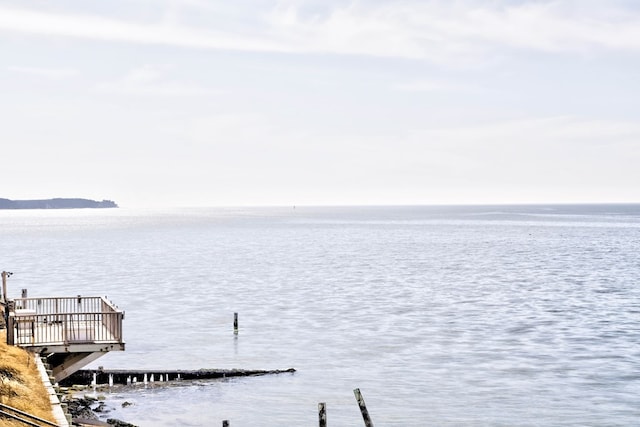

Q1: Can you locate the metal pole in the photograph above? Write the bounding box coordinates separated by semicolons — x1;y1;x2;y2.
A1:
2;271;8;304
2;271;11;332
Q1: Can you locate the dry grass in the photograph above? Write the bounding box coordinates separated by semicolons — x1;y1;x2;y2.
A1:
0;330;57;426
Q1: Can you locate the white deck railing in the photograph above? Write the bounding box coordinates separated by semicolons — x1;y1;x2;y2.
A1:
7;296;124;347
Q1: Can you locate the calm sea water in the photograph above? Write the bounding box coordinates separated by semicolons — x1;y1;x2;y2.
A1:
1;205;639;426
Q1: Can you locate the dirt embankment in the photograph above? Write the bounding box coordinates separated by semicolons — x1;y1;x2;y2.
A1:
0;331;57;426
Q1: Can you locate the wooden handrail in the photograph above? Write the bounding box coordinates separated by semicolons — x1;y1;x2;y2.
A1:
13;296;121;316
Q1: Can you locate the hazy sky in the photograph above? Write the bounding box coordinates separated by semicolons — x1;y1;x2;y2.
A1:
2;0;640;207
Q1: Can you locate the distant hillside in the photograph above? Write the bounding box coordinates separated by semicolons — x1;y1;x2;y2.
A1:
0;198;118;209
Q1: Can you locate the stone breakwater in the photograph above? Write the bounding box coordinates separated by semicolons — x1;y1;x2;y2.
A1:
59;367;296;426
61;367;297;386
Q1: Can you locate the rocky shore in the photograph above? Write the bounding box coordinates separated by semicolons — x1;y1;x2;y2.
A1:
66;395;137;427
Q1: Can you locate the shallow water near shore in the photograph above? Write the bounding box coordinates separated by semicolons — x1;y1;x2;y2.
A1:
2;204;639;426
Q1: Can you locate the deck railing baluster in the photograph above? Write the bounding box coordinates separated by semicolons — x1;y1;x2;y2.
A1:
9;296;123;348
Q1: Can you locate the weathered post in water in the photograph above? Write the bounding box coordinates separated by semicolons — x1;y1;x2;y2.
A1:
222;420;229;427
233;312;238;335
353;388;374;427
318;402;327;427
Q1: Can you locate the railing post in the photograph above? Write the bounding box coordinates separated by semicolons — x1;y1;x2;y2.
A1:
20;289;27;310
63;314;69;344
7;311;15;345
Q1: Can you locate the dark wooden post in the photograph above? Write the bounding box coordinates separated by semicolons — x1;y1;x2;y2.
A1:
353;388;374;427
318;402;327;427
233;312;238;335
6;301;15;345
222;421;229;427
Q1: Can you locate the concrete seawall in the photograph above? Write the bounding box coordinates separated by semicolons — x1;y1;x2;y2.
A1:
35;356;70;427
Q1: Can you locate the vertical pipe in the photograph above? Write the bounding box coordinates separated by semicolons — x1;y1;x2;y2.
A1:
1;271;8;304
318;403;327;427
1;272;8;330
353;388;374;427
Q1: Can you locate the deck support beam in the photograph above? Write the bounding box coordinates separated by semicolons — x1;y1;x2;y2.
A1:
47;352;108;383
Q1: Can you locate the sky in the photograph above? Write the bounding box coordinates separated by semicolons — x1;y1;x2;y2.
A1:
1;0;640;208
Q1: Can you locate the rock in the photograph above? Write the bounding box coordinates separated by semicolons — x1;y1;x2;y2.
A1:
107;418;138;427
93;402;110;413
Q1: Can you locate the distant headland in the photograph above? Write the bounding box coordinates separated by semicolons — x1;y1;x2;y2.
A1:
0;198;118;209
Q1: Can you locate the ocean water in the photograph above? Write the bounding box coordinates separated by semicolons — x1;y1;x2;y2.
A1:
1;204;639;426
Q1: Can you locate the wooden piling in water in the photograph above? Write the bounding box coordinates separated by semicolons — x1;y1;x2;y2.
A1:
318;402;327;427
222;421;229;427
233;312;238;335
353;388;374;427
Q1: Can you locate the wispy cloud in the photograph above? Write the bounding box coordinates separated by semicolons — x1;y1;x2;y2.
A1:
267;1;640;61
7;65;79;79
1;1;640;62
392;79;480;93
0;7;291;53
93;64;221;96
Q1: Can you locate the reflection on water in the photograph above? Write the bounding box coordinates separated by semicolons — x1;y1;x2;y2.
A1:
1;205;639;426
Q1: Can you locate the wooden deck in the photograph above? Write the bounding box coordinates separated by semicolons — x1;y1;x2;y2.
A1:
8;296;124;350
6;296;125;382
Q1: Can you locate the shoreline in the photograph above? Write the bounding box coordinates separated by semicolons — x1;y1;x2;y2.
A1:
0;331;59;426
34;356;70;427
